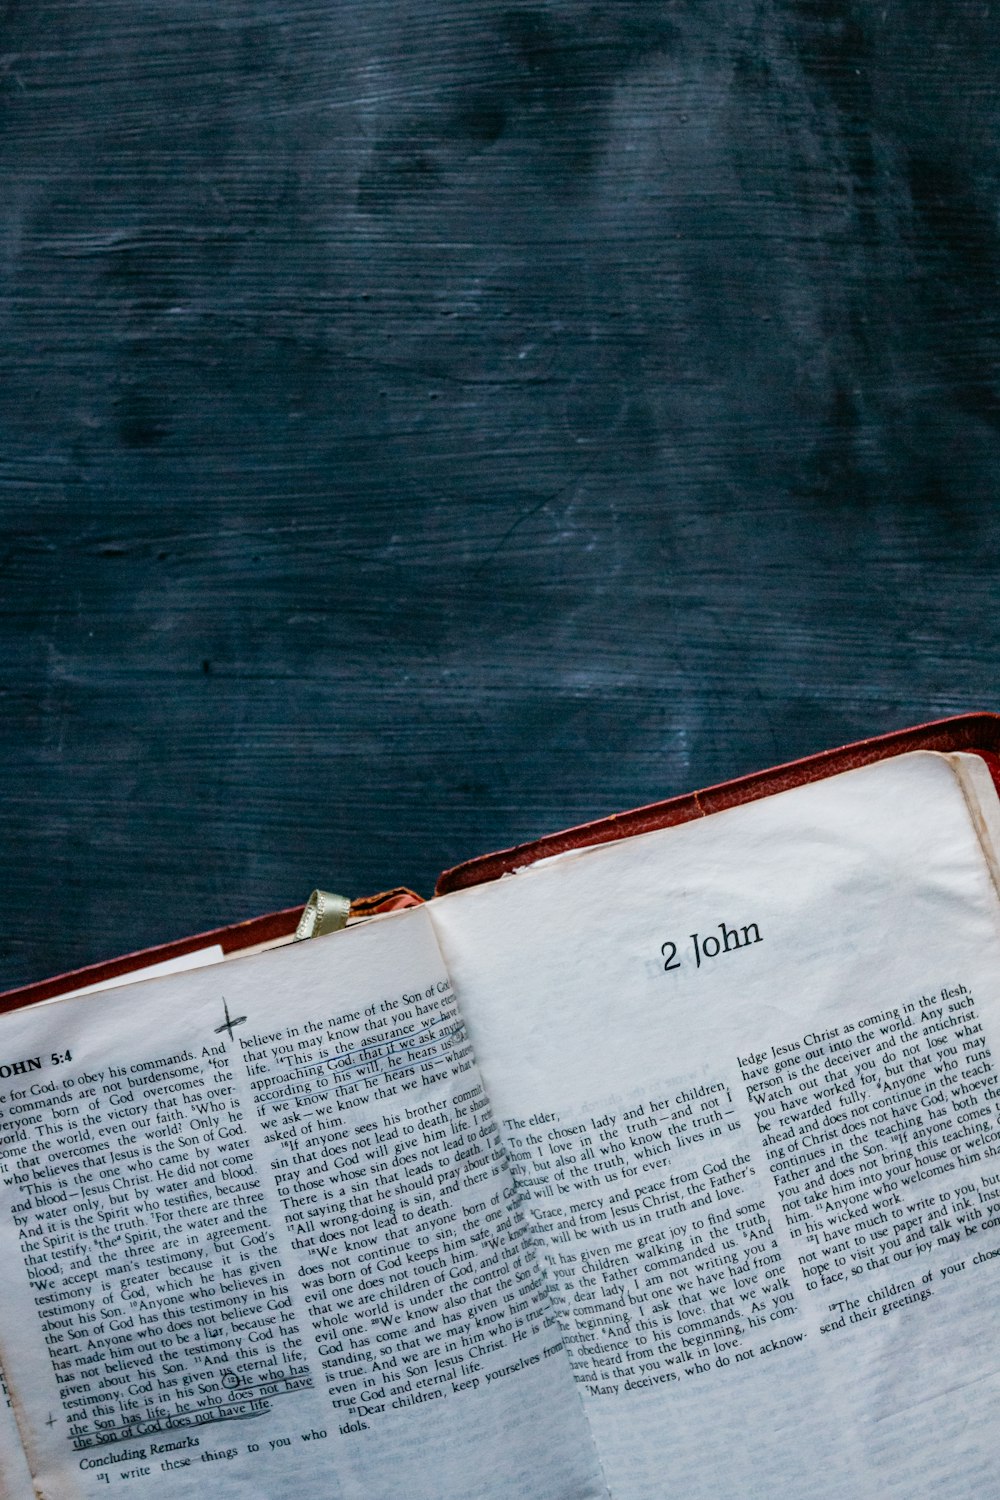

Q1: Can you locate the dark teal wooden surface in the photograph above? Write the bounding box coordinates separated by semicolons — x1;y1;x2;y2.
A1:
0;1;998;986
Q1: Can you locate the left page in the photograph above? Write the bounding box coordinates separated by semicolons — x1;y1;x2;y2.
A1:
0;1374;33;1500
0;905;605;1500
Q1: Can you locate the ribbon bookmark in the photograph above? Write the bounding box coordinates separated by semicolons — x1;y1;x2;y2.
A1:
294;889;351;941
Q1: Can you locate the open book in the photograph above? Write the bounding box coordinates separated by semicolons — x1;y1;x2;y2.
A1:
3;726;1000;1497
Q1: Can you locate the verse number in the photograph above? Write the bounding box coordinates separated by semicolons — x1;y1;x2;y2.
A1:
50;1050;72;1066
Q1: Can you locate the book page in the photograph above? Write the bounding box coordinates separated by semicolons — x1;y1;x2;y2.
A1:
0;905;604;1500
52;947;226;1001
430;752;1000;1499
0;1371;33;1500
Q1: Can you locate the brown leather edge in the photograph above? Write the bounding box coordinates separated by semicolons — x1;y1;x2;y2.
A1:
435;712;1000;896
0;887;424;1016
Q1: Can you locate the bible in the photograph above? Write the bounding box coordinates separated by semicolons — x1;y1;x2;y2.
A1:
1;713;1000;1498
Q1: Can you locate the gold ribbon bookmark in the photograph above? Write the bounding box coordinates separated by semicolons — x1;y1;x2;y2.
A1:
294;889;351;941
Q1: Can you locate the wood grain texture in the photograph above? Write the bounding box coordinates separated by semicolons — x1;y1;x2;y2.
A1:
0;0;998;986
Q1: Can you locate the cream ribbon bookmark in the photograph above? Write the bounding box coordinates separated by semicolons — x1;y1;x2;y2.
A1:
294;889;351;941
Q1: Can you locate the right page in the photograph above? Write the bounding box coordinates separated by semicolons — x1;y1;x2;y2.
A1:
430;751;1000;1500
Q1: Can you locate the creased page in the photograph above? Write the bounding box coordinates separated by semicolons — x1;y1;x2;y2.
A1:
0;1370;33;1500
0;905;604;1500
431;752;1000;1500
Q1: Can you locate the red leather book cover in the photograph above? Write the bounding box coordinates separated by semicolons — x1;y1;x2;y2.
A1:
435;712;1000;895
0;887;423;1016
3;714;997;1015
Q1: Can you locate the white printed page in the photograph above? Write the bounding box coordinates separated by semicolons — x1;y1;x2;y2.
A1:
430;752;1000;1500
0;905;604;1500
